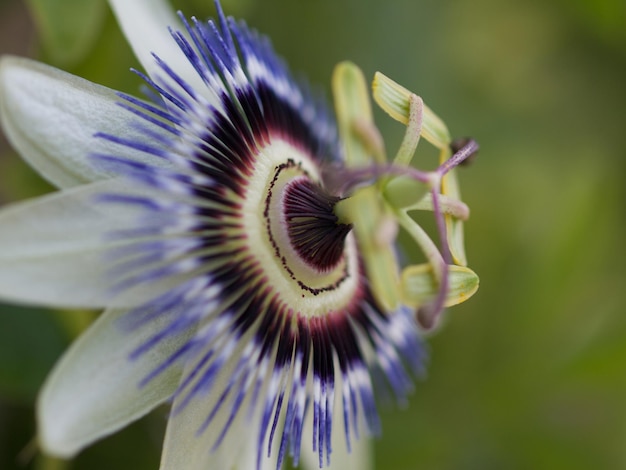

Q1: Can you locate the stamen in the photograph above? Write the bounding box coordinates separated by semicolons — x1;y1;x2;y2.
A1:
438;138;479;174
451;137;479;166
324;138;478;198
417;138;479;328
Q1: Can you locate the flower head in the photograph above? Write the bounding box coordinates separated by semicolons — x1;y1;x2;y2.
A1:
0;1;478;469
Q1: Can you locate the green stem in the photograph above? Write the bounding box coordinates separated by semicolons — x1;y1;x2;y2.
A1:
35;454;70;470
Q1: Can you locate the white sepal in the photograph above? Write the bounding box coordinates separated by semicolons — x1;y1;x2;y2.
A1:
38;307;192;457
0;56;171;188
0;178;157;309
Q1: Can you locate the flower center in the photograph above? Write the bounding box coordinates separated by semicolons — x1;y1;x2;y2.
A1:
241;139;360;317
283;179;351;272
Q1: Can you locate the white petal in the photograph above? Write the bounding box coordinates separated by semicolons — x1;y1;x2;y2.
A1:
159;350;278;470
0;56;171;189
0;178;147;308
107;0;206;94
38;307;192;457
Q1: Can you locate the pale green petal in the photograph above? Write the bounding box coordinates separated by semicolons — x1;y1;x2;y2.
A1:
401;264;479;308
332;61;382;167
107;0;206;94
0;178;142;308
372;71;451;148
38;307;191;457
0;56;171;189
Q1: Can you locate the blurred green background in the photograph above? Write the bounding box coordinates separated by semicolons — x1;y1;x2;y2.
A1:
0;0;625;469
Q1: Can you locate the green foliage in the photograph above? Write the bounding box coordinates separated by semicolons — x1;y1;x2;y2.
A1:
0;305;66;403
25;0;107;66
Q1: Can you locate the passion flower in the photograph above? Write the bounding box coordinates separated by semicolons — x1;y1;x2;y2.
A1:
0;0;479;469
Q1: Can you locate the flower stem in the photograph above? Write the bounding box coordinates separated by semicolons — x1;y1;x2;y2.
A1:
34;453;70;470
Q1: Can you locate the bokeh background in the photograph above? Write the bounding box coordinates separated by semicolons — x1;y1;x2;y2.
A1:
1;0;625;469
